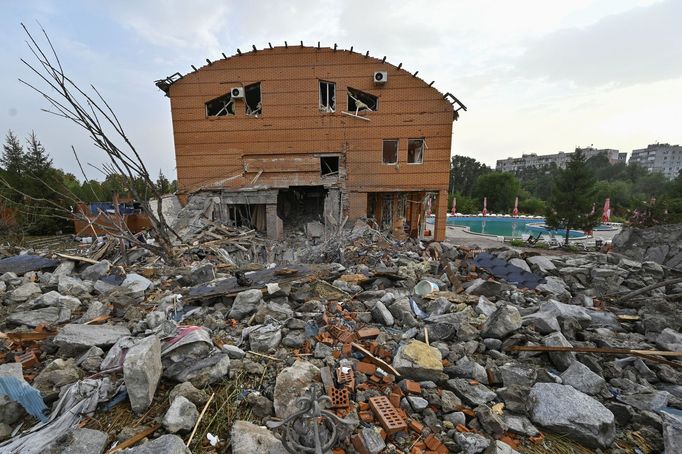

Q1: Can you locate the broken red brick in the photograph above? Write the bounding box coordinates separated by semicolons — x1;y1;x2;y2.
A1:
338;331;356;343
456;424;471;432
403;380;422;394
408;419;424;433
15;350;39;368
435;444;449;454
351;434;371;454
356;362;376;375
410;447;424;454
368;341;379;354
382;374;395;384
389;393;401;408
369;395;407;435
424;434;441;451
359;410;374;423
357;327;380;338
392;384;404;397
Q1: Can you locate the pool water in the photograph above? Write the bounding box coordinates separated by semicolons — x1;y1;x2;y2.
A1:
443;216;585;238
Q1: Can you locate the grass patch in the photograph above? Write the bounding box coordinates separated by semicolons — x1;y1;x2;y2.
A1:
518;430;654;454
188;370;262;453
81;368;266;452
518;432;595;454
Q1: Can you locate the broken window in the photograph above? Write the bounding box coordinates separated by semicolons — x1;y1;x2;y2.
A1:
347;87;378;115
383;139;398;164
245;82;262;117
407;139;425;164
320;156;339;176
206;92;235;117
319;80;336;112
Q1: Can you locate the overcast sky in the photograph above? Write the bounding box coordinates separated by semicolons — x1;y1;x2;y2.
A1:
1;0;681;180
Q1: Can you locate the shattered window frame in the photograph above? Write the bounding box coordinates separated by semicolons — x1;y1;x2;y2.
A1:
320;155;340;177
205;92;235;117
245;82;262;117
347;87;378;113
382;139;399;165
319;80;336;113
407;138;425;164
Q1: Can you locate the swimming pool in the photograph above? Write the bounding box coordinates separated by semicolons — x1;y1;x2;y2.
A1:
440;216;585;238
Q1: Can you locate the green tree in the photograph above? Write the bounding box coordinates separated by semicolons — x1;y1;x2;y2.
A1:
1;130;26;203
448;192;478;214
25;131;52;174
473;171;521;212
449;155;491;196
515;163;559;200
156;170;171;194
520;197;546;215
593;180;633;218
545;149;600;243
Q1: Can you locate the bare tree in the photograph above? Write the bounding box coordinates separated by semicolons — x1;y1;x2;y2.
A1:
11;23;181;263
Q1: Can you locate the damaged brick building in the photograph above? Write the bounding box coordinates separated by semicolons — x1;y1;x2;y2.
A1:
156;44;465;241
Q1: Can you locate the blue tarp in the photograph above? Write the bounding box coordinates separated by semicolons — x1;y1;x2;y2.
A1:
88;202;137;215
0;255;59;276
0;375;48;422
472;252;545;289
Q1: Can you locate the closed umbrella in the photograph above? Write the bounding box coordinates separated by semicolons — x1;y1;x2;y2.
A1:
451;197;456;215
482;197;488;217
602;198;611;223
512;196;519;217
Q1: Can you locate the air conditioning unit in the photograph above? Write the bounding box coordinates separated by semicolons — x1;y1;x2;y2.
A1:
373;71;388;84
231;87;245;98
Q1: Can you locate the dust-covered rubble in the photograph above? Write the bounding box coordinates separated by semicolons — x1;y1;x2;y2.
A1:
0;222;680;453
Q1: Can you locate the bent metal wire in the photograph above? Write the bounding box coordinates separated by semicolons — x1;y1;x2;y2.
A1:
266;383;353;454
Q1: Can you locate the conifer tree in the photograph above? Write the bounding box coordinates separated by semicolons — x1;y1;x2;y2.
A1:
545;149;600;244
25;131;52;175
156;170;171;194
1;130;26;203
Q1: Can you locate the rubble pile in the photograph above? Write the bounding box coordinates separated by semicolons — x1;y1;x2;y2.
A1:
612;222;682;269
0;223;681;453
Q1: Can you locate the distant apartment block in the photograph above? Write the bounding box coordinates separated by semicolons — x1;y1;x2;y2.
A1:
629;143;682;180
496;147;621;172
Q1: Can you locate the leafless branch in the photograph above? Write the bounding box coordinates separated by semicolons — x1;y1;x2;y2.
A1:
15;22;183;264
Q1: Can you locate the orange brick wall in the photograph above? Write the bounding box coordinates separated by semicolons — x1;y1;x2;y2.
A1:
164;46;455;240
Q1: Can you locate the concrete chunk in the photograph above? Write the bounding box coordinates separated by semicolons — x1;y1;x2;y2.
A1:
55;324;131;352
123;335;162;414
528;383;615;448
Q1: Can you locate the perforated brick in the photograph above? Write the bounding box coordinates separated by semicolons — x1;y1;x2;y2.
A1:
327;387;350;409
16;350;39;368
369;395;407;434
336;367;355;391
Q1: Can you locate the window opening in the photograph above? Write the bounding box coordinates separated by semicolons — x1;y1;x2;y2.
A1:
206;93;235;116
320;156;339;176
407;139;425;164
319;81;336;112
383;139;398;164
245;82;262;117
347;87;378;115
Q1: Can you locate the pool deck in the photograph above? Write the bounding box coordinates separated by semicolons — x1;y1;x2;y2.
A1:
444;224;620;251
